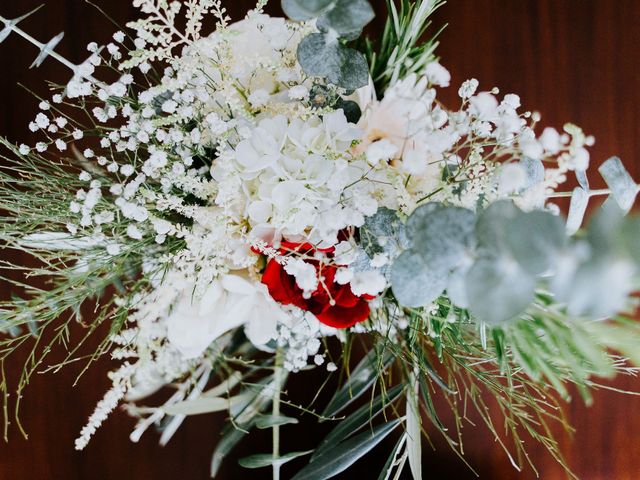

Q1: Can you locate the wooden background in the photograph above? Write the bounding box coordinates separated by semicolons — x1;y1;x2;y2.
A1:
1;1;639;479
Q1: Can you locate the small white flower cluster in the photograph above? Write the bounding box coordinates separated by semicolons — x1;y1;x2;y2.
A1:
355;67;592;214
75;363;134;450
214;111;381;247
276;308;328;372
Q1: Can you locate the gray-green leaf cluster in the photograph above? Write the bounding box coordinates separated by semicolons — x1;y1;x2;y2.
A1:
391;199;640;324
283;0;374;90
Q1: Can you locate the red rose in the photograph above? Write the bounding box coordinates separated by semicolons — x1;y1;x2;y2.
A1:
260;241;371;329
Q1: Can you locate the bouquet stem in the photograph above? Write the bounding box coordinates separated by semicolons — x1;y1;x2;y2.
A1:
272;349;283;480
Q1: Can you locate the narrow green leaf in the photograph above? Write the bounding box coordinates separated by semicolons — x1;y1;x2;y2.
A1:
255;414;300;429
239;450;313;469
202;372;243;398
211;428;248;478
314;384;404;458
163;395;244;416
292;419;402;480
406;378;422;480
377;434;407;480
417;376;445;431
322;346;395;418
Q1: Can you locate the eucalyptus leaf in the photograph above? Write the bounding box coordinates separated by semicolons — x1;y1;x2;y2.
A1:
316;0;375;36
405;203;442;239
598;156;639;212
586;202;625;253
391;250;448;308
620;217;640;260
282;0;336;21
555;257;636;318
576;168;590;191
322;346;395;417
297;33;370;90
504;210;566;275
292;419;402;480
360;207;409;258
446;266;469;308
314;384;404;458
566;187;590;235
465;257;536;324
406;203;476;270
334;98;362;123
474;200;520;253
239;450;313;469
519;157;545;190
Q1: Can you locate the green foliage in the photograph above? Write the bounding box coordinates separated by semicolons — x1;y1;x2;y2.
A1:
316;0;375;36
314;384;404;458
465;257;536;325
255;414;300;429
308;84;362;122
391;198;640;324
322;344;395;417
283;0;374;90
0;136;185;438
366;0;446;93
391;250;445;307
292;419;402;480
298;33;370;91
282;0;336;20
359;207;409;259
598;156;639;212
239;450;313;469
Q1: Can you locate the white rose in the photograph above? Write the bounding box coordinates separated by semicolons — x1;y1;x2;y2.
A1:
166;273;286;359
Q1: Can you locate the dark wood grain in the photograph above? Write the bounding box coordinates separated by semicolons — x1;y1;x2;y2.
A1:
0;1;639;479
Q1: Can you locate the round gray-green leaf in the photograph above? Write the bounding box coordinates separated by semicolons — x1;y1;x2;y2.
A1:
620;217;640;260
316;0;375;36
360;207;408;258
586;201;625;253
406;203;476;271
504;210;566;275
282;0;336;21
446;265;469;308
475;200;520;253
465;257;536;324
554;256;636;318
297;33;369;90
391;250;448;307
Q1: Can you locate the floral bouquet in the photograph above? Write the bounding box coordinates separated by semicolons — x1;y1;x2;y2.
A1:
1;1;640;478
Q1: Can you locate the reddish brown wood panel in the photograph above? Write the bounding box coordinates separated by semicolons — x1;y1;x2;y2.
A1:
0;1;638;479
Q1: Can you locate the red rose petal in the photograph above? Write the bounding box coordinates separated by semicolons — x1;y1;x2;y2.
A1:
260;240;373;330
316;299;371;329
